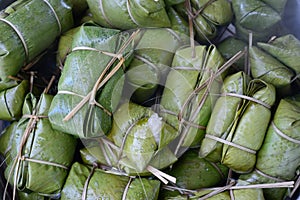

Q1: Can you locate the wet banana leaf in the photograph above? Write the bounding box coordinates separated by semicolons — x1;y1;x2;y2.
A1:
0;80;29;121
6;93;76;196
249;46;294;89
17;191;49;200
257;34;300;74
167;7;189;36
49;25;134;138
61;162;161;200
165;0;184;6
107;102;178;174
0;0;74;81
167;149;228;190
217;37;247;71
125;28;188;104
232;0;282;42
56;27;81;68
175;0;232;43
261;0;287;13
86;0;171;30
199;72;249;162
160;45;224;154
0;121;18;165
240;96;300;200
221;79;276;173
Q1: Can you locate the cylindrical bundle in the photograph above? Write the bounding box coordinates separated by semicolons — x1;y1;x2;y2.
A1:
257;34;300;75
174;0;233;43
61;162;161;200
200;72;276;173
160;45;225;155
0;80;28;121
249;46;294;90
6;93;76;197
232;0;287;42
86;0;171;30
199;72;249;162
220;79;276;173
166;149;228;190
125;28;188;104
49;25;135;138
240;96;300;200
80;102;179;175
0;0;74;81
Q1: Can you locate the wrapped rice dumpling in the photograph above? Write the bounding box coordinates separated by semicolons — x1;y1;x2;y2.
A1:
61;162;161;200
167;149;228;190
174;0;233;43
249;46;294;90
6;93;76;197
257;34;300;75
200;72;276;173
167;7;189;36
240;96;300;200
125;28;188;104
0;0;74;81
232;0;286;42
49;25;135;138
0;80;28;121
81;102;179;175
160;45;224;154
86;0;171;30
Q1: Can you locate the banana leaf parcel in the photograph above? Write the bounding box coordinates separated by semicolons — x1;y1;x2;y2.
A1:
160;45;225;156
125;28;188;104
240;96;300;200
232;0;286;42
0;80;28;121
61;162;161;200
49;25;136;138
86;0;171;30
257;34;300;75
0;0;74;81
6;93;76;197
199;72;276;173
81;101;179;176
249;46;295;90
167;149;228;190
174;0;233;43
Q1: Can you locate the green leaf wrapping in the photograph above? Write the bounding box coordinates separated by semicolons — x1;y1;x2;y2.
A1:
49;25;133;138
160;45;224;151
86;0;171;30
167;149;228;190
56;27;81;67
61;162;161;200
0;80;29;121
200;72;276;173
175;0;232;42
257;34;300;74
106;102;178;173
6;93;76;196
167;7;189;36
0;121;18;165
249;46;294;89
240;96;300;200
217;37;247;71
199;72;249;162
232;0;283;42
17;191;48;200
0;0;74;81
125;28;188;104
